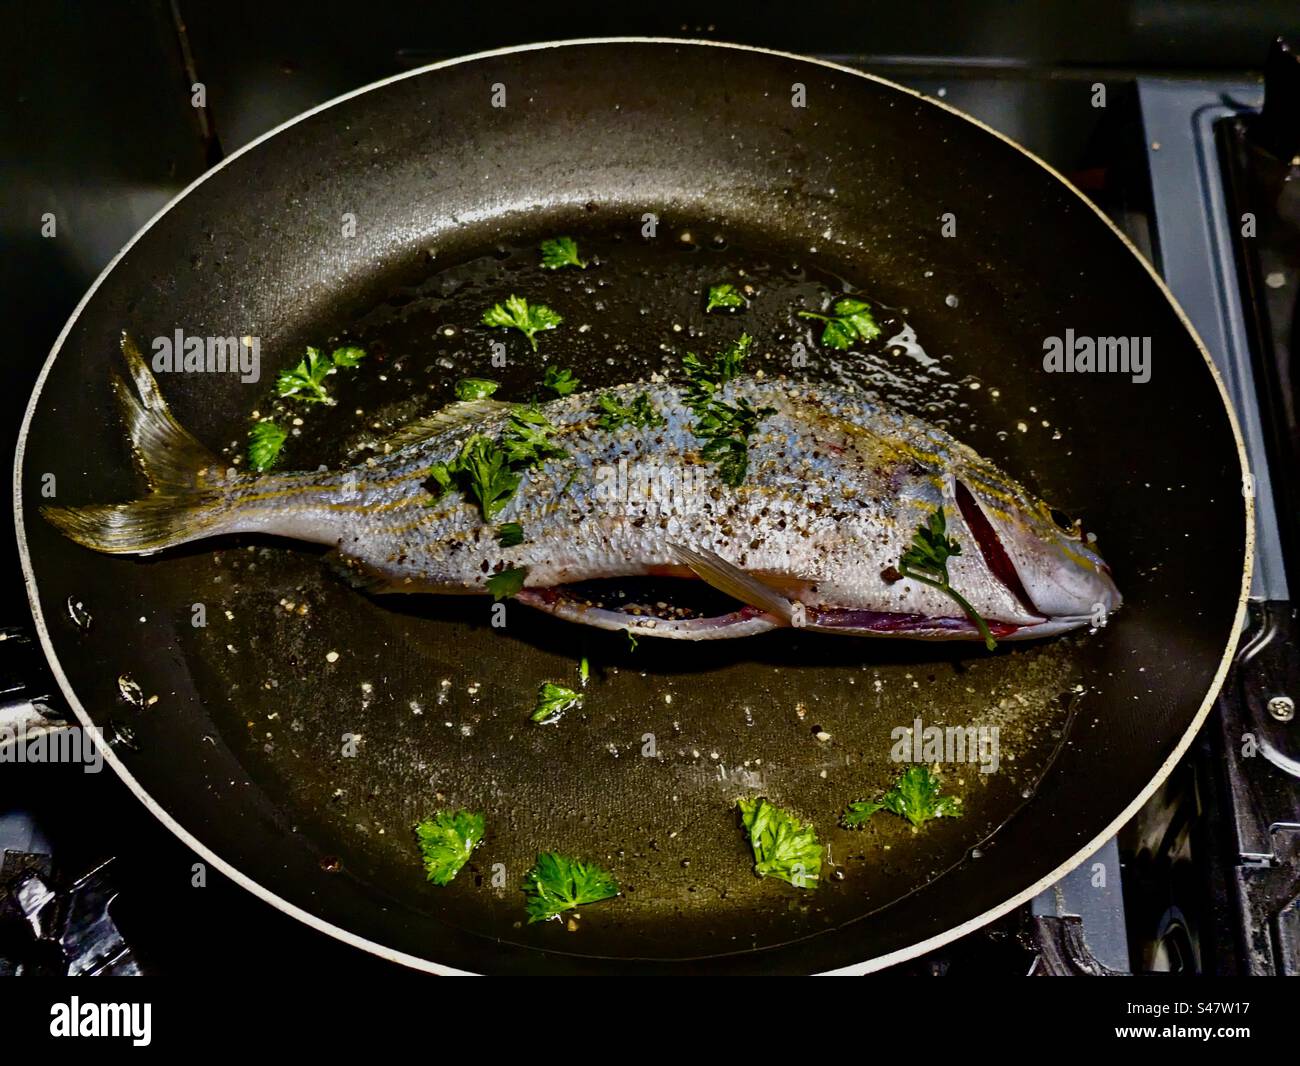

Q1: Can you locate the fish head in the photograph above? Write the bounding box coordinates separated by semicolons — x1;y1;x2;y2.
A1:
954;472;1121;630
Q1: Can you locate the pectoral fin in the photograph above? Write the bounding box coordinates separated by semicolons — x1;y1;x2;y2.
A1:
667;543;795;624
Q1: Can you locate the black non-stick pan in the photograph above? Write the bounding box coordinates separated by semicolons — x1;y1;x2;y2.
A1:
14;39;1250;974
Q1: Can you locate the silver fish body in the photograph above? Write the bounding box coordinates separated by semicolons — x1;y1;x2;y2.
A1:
44;339;1120;642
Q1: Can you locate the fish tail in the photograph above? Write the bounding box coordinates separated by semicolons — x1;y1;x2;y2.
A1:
41;333;236;555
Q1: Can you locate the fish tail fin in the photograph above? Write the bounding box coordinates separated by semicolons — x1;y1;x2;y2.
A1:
41;333;235;555
42;495;229;555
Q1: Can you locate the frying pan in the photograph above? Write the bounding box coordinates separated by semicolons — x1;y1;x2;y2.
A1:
14;39;1250;974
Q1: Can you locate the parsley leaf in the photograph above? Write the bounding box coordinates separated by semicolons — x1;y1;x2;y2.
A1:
531;681;582;724
247;420;287;472
330;345;367;367
501;404;566;467
680;334;770;486
900;505;960;576
522;852;618;923
840;798;886;827
414;809;485;886
842;766;963;829
424;406;564;518
705;282;748;312
496;521;524;547
737;797;822;889
450;435;522;520
275;344;368;403
538;236;587;270
798;297;882;349
482;295;562;351
486;565;528;600
693;396;774;488
424;459;455;501
455;377;499;401
595;392;664;431
682;332;754;409
898;506;997;650
276;346;335;403
542;365;581;397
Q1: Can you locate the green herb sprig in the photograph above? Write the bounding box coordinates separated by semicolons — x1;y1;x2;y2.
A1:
252;343;367;469
898;506;997;650
501;404;566;467
595;392;664;432
693;396;774;488
682;332;754;409
531;681;582;724
798;297;881;350
522;852;619;923
276;344;367;404
539;236;587;270
496;522;524;547
737;797;821;889
275;347;333;403
414;809;485;885
427;435;520;521
455;377;500;401
542;365;581;397
841;766;963;829
425;404;565;519
247;420;288;472
482;295;562;351
705;282;748;313
486;565;528;600
680;333;771;487
330;345;366;367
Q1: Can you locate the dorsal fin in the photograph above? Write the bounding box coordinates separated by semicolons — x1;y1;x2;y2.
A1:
373;399;509;451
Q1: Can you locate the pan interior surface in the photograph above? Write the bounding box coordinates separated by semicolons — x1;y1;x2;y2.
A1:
17;41;1246;973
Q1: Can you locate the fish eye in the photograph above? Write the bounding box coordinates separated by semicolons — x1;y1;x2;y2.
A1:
1049;507;1077;534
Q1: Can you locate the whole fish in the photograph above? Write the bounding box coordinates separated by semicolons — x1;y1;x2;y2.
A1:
43;336;1120;642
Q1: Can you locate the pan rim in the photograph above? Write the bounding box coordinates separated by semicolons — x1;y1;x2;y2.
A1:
12;35;1254;976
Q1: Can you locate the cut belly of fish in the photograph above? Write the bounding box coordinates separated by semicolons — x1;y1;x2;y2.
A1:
515;589;781;639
